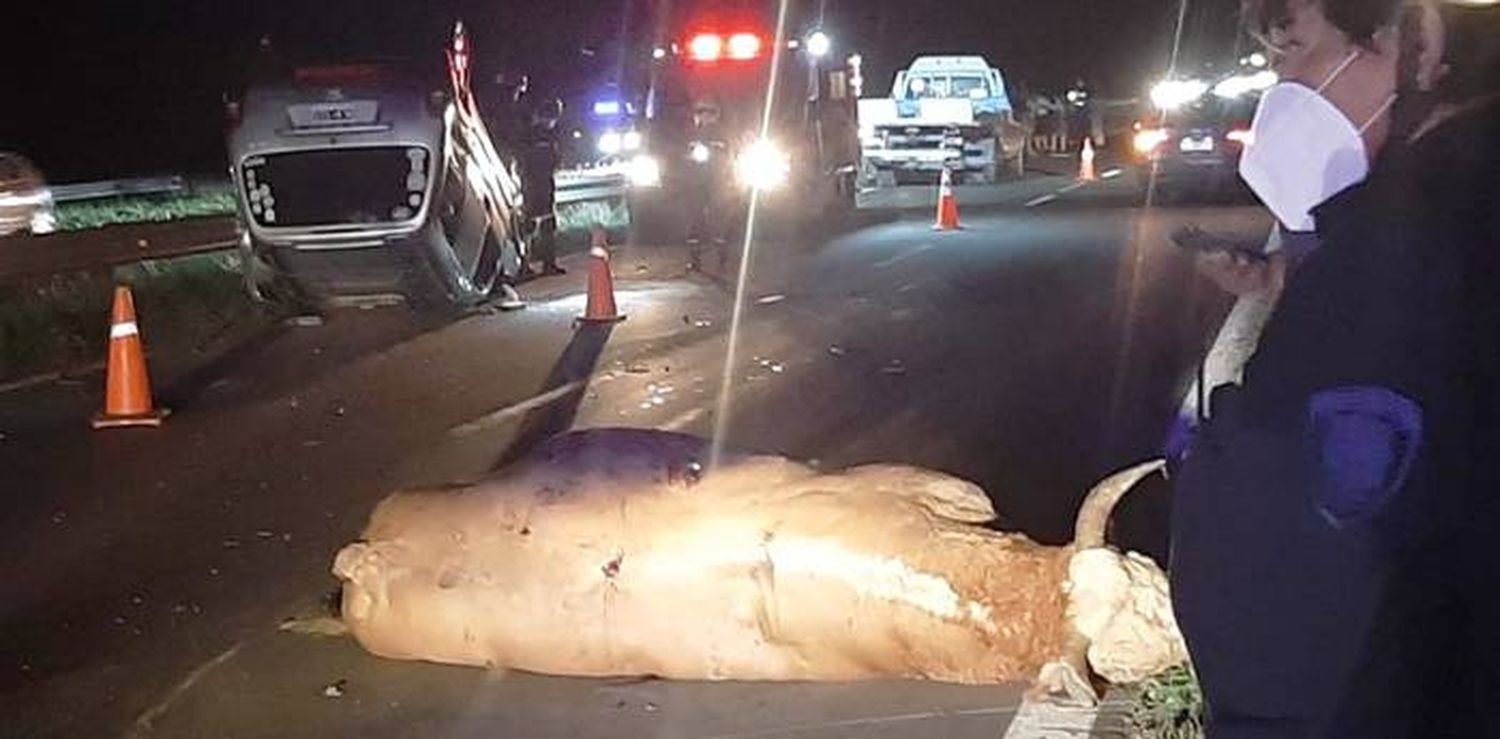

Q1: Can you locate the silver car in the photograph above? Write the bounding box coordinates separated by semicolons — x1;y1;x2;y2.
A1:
227;61;527;311
0;153;57;237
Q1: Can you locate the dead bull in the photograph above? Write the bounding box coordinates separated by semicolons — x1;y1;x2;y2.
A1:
333;429;1184;703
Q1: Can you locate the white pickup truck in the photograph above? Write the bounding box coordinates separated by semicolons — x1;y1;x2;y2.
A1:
858;56;1022;186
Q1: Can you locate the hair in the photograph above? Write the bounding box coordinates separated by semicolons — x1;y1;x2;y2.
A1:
1242;0;1405;46
1439;5;1500;99
1244;0;1500;102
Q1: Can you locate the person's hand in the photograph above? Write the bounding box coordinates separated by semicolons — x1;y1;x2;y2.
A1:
1196;251;1286;297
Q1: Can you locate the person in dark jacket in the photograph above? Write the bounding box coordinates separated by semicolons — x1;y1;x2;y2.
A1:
519;96;565;276
684;100;736;272
1170;0;1499;736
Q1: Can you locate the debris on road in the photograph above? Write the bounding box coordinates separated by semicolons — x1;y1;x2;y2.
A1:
754;357;786;374
880;360;907;376
625;364;650;375
322;679;347;698
644;702;659;713
828;345;847;357
286;315;324;328
755;293;786;306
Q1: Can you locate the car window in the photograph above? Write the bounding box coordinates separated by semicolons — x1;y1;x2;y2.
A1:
950;76;990;99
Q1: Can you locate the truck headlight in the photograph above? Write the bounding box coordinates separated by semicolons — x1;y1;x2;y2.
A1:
628;155;662;188
735;139;791;191
598;131;624;155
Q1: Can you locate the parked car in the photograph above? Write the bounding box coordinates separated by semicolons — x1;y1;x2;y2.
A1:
0;153;57;236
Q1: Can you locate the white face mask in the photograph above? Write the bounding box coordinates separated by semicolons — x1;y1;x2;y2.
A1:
1238;51;1396;232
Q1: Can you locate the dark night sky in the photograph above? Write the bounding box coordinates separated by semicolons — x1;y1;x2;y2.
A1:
2;0;1244;181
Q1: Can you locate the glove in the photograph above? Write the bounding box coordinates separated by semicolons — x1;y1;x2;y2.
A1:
1163;413;1199;477
1307;386;1423;529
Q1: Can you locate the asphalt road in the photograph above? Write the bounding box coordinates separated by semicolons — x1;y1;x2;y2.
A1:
0;171;1270;738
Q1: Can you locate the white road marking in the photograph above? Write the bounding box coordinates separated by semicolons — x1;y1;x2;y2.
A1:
872;243;936;269
1025;194;1060;208
1000;698;1104;738
661;407;708;431
702;706;1023;739
1058;182;1087;194
447;381;587;438
131;642;245;735
1101;168;1124;179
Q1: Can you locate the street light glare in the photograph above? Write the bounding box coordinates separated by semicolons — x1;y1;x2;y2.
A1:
806;31;832;58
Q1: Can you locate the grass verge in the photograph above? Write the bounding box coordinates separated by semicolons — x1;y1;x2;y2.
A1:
54;191;238;232
0;253;261;385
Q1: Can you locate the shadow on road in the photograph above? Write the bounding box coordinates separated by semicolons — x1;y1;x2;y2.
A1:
161;308;447;414
492;322;617;470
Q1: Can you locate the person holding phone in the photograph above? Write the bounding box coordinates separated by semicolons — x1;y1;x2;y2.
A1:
1169;1;1499;736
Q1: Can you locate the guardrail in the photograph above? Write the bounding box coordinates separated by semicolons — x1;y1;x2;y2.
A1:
49;176;191;204
554;168;628;205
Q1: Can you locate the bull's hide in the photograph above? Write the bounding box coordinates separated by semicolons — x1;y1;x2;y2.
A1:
334;429;1170;685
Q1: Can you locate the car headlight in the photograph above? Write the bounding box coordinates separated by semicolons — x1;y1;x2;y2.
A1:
598;131;624;156
628;154;662;188
690;142;713;163
1133;128;1170;155
622;130;643;152
735;139;791;191
30;204;57;235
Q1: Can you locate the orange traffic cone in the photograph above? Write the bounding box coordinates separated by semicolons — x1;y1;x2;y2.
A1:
93;286;168;429
1078;137;1098;182
579;229;626;324
933;168;961;231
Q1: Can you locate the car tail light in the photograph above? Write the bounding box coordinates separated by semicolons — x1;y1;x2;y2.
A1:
689;34;724;62
1226;128;1254;146
727;33;762;60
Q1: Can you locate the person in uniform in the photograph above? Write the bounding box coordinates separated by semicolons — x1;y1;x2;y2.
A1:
520;96;565;276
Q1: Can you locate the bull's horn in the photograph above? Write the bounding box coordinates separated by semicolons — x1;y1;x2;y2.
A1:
1072;460;1167;550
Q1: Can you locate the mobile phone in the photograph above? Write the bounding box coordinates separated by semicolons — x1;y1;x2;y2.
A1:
1171;226;1270;263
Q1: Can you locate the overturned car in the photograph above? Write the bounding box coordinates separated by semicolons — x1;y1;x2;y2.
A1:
227;30;528;311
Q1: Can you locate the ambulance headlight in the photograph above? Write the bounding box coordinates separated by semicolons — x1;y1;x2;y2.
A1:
735;139;791;191
598;131;624;155
628;155;662;188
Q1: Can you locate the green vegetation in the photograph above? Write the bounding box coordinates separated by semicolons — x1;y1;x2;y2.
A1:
0;253;258;384
1129;665;1206;739
558;197;630;235
54;191;237;232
